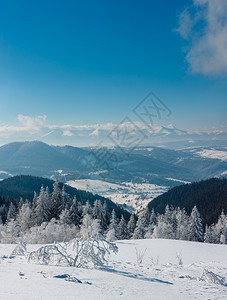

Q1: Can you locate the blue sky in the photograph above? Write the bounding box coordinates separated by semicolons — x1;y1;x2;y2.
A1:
0;0;226;145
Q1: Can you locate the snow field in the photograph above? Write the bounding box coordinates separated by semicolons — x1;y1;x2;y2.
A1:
0;239;226;299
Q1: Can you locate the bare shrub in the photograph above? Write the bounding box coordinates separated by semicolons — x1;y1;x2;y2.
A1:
135;248;147;264
176;252;183;266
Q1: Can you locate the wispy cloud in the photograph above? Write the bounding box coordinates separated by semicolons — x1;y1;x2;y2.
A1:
177;0;227;77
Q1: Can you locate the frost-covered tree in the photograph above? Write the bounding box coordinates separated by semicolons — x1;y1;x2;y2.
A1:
133;215;146;239
149;209;156;225
92;199;99;220
152;213;174;239
50;181;63;219
118;215;129;240
220;227;227;244
102;201;110;230
17;201;32;233
127;213;136;238
176;208;189;240
69;196;81;226
61;184;70;210
188;206;204;242
7;202;17;222
98;200;107;232
58;208;71;225
106;209;119;240
33;185;49;225
142;206;150;228
1;219;19;243
212;211;227;243
204;225;212;243
83;200;92;216
18;197;24;210
80;214;101;240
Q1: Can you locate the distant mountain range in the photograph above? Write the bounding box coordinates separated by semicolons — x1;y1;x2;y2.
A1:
0;141;226;190
1;121;227;149
148;178;227;226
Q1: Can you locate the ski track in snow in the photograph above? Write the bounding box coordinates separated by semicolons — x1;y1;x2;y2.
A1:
0;239;226;299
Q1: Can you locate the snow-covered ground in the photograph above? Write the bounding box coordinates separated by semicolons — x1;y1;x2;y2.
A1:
192;148;227;162
166;178;191;184
0;239;226;299
67;179;168;211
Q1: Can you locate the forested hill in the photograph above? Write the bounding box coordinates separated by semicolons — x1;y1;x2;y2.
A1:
148;178;227;226
0;175;129;218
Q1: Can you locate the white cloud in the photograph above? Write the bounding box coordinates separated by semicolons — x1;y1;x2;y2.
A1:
62;130;74;137
17;114;47;129
177;0;227;77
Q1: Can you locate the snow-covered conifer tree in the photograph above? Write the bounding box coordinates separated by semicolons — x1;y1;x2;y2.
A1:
58;208;71;225
69;196;81;225
204;225;212;243
17;201;32;233
50;181;63;219
106;209;119;240
1;219;19;243
220;227;227;244
61;184;70;210
142;206;150;228
80;213;101;239
83;200;92;216
188;206;204;242
212;210;227;243
33;185;49;225
149;208;156;225
92;199;99;220
133;215;146;239
118;215;129;240
176;208;189;240
127;213;136;238
6;202;17;222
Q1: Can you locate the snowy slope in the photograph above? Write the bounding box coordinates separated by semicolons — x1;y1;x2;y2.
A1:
0;239;226;299
67;179;168;211
195;149;227;162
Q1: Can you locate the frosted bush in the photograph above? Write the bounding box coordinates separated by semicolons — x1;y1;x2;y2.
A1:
11;242;27;256
28;233;118;268
199;269;226;286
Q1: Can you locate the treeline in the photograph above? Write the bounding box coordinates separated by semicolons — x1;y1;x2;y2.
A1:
148;178;227;225
0;181;226;244
0;175;129;220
